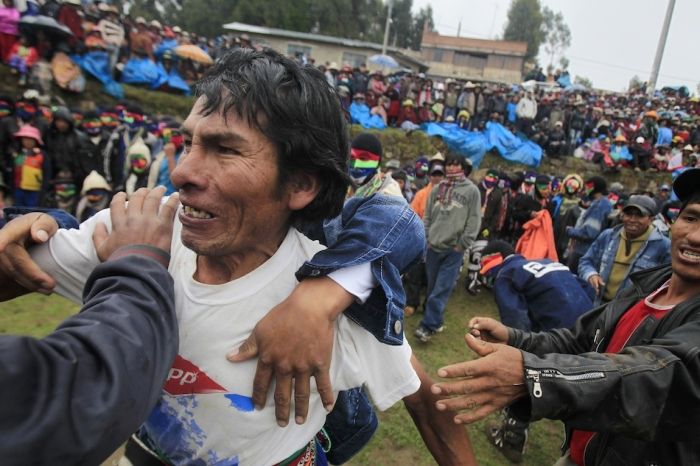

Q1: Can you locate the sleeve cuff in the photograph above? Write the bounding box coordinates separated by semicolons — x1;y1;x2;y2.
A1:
108;245;170;269
327;262;376;304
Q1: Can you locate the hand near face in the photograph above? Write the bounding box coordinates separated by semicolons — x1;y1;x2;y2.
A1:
92;187;179;260
431;334;527;424
227;276;353;426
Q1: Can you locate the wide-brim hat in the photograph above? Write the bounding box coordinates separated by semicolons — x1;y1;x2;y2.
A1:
463;81;475;89
14;125;43;145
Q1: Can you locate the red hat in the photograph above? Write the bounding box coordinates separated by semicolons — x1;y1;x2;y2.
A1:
14;125;43;145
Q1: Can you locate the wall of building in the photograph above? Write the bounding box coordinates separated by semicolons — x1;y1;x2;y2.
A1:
240;34;419;71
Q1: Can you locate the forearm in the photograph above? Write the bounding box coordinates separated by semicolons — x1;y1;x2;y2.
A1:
403;356;477;466
0;252;177;464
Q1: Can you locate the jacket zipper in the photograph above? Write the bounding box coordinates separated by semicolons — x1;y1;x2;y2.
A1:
525;369;542;398
525;369;606;399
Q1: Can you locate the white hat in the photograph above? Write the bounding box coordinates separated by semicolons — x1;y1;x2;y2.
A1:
635;136;645;144
135;16;147;25
172;25;182;33
150;19;162;29
683;144;694;151
80;170;111;195
464;81;475;89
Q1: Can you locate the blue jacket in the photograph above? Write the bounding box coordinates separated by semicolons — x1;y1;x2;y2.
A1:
567;197;612;256
578;225;671;305
298;193;425;345
488;254;594;332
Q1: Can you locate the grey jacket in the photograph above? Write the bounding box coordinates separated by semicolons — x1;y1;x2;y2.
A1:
424;178;482;252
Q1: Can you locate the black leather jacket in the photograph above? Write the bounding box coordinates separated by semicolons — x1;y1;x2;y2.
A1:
508;264;700;465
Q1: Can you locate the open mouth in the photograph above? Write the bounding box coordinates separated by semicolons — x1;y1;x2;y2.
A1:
680;247;700;263
182;204;215;220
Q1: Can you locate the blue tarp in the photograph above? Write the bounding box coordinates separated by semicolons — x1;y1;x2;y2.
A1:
152;64;191;95
154;39;178;59
349;103;387;129
422;123;490;167
484;122;543;167
72;51;124;99
421;122;542;168
557;73;572;88
121;58;166;86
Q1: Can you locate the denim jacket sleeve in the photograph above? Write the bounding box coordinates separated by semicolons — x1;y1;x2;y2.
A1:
577;229;611;281
296;194;427;345
3;207;79;230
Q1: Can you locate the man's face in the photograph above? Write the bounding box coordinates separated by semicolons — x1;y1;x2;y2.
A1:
172;97;294;258
659;189;669;200
621;208;652;239
670;203;700;283
429;173;444;185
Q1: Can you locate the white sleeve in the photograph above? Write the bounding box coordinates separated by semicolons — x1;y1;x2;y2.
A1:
332;318;420;411
30;209;112;304
327;262;376;304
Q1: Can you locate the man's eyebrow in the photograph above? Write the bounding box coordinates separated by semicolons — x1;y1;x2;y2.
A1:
189;129;250;146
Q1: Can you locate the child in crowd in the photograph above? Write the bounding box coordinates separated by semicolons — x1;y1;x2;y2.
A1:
12;125;49;207
75;170;111;222
7;34;38;85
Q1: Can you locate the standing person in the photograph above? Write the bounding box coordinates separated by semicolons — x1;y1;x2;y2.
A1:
432;167;700;466
415;154;481;342
579;195;671;306
566;176;612;272
515;91;537;137
0;188;179;465
465;168;502;295
46;106;93;191
404;160;445;316
12;125;49;207
147;124;184;194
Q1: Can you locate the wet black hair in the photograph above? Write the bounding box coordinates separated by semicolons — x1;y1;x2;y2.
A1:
195;48;350;222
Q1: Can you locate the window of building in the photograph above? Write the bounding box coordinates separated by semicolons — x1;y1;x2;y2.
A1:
453;52;487;71
433;48;444;62
342;52;367;68
288;44;312;60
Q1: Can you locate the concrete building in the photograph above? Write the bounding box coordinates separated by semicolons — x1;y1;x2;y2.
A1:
222;22;427;72
419;30;527;84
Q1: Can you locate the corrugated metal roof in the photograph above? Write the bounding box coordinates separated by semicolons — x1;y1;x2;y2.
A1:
222;22;427;68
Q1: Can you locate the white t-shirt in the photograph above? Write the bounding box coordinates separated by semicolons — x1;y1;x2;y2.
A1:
31;210;419;466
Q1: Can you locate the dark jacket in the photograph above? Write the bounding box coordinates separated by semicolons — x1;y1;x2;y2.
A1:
0;250;178;465
489;254;594;332
509;265;700;466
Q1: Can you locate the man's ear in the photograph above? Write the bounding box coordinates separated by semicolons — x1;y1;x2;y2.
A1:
287;172;321;212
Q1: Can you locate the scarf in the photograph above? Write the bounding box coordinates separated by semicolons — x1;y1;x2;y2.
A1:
437;165;465;206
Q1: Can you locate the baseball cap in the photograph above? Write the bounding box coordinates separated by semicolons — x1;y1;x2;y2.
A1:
430;163;445;175
623;195;657;217
673;168;700;204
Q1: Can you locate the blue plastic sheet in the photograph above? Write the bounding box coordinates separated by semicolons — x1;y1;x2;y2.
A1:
121;58;166;86
349;103;386;129
420;122;542;168
556;73;572;88
72;51;124;99
154;39;178;59
152;64;191;95
422;123;489;167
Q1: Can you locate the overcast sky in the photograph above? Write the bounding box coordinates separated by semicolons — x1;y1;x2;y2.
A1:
411;0;698;93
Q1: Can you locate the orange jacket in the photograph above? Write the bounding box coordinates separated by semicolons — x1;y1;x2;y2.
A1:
515;209;558;262
410;182;435;218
